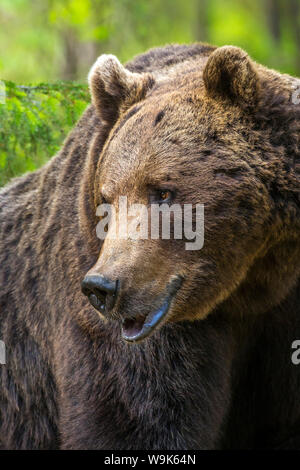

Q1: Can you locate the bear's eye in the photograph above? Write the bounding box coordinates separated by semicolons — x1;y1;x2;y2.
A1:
149;189;174;204
159;190;171;201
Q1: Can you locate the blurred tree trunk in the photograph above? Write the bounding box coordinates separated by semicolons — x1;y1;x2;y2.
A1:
62;29;79;80
266;0;281;43
194;0;208;42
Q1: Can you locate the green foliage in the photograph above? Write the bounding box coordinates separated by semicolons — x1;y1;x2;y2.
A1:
0;81;89;186
1;0;300;83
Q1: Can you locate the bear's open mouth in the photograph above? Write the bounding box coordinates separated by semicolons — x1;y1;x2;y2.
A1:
121;276;183;343
121;314;149;341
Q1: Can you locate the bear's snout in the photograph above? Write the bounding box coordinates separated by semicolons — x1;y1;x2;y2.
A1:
81;274;118;315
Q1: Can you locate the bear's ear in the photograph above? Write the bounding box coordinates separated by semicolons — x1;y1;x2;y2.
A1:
203;46;259;109
88;54;154;125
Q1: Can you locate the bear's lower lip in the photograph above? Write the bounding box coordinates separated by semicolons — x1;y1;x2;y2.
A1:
121;299;170;342
121;276;183;343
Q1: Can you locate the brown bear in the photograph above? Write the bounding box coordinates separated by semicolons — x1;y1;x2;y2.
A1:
0;43;300;449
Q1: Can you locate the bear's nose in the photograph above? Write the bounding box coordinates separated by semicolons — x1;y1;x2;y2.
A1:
81;275;118;315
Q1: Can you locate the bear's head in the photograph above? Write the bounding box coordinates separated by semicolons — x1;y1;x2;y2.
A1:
81;46;300;342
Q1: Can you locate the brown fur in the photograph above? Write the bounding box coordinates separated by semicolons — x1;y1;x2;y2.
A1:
0;43;299;449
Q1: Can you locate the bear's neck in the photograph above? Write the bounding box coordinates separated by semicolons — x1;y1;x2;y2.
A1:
221;238;300;316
